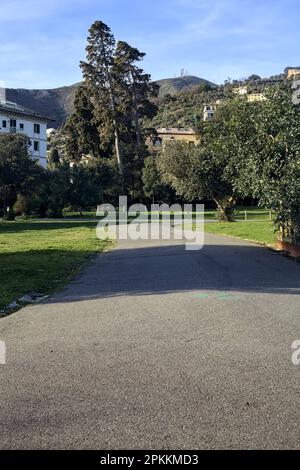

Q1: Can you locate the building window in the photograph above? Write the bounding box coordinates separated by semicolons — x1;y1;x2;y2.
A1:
10;119;17;133
2;120;7;128
20;123;24;130
34;141;39;152
34;124;40;134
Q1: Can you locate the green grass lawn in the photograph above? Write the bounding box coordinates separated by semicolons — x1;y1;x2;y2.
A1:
203;221;277;246
0;220;109;312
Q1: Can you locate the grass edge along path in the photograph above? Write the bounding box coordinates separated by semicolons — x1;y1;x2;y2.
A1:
0;220;111;314
203;220;277;247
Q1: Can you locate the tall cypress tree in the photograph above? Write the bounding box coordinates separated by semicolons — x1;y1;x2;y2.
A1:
113;41;158;198
113;41;158;149
80;21;124;176
64;85;104;160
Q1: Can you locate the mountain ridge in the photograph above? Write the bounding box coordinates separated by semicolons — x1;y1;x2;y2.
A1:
4;75;215;128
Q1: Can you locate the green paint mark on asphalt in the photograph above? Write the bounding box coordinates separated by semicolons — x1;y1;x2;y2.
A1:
193;292;241;301
193;293;209;299
217;292;241;301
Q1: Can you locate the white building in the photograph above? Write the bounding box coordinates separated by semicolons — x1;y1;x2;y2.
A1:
233;86;248;95
247;93;266;102
203;104;215;121
203;100;223;121
0;100;52;168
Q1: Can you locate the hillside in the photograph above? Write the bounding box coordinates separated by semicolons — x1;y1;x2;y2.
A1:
4;72;288;129
155;75;216;96
5;84;78;128
4;75;215;128
148;73;287;129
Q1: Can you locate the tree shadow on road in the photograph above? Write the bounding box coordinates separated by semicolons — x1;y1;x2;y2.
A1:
47;240;300;303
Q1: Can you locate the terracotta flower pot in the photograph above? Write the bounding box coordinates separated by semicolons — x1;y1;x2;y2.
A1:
275;239;300;258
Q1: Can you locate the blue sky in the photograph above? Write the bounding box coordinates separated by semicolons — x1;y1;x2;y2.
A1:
0;0;299;89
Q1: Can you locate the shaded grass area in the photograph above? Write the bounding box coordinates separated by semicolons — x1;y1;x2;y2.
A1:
62;207;273;221
0;221;109;311
203;221;277;246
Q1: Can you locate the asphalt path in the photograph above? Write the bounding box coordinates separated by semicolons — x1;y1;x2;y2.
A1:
0;230;299;449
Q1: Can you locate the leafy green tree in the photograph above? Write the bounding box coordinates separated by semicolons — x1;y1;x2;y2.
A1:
198;82;213;93
14;165;49;217
48;148;61;169
112;41;158;199
142;156;158;202
0;134;37;219
247;74;261;81
87;157;121;206
46;164;71;218
113;41;158;146
158;142;236;221
47;128;68;162
238;86;300;243
157;98;255;218
202;84;300;241
68;164;99;214
64;85;106;161
142;155;175;204
201;97;260;199
66;21;158;200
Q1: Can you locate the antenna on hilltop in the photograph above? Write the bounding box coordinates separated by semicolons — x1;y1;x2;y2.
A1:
180;69;189;77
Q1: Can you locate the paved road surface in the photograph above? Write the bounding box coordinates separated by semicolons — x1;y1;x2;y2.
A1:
0;232;299;449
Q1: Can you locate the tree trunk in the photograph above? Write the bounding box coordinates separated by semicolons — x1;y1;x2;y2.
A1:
113;121;123;177
130;71;142;147
104;55;124;180
108;86;124;178
214;196;237;222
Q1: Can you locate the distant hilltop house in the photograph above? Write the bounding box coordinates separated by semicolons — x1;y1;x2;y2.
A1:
233;86;248;95
0;100;52;168
203;91;266;121
246;93;266;102
233;86;266;102
153;128;200;147
203;104;216;121
203;100;223;121
285;67;300;80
